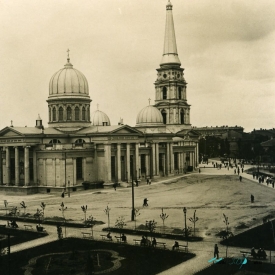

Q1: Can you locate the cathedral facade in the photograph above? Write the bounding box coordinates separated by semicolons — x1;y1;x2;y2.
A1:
0;1;199;194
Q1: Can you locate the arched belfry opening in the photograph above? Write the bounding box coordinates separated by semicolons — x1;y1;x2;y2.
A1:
161;110;167;124
162;87;167;99
180;109;185;124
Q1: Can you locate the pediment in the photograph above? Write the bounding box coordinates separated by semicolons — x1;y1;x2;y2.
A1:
110;125;142;135
0;127;24;137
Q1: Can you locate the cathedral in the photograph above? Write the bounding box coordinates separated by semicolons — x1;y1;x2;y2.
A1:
0;1;199;194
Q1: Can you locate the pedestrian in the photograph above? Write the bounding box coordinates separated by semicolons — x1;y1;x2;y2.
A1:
113;183;117;191
61;190;65;198
239;175;242;182
251;194;254;203
149;178;151;185
234;169;236;174
135;179;139;187
199;168;201;173
143;198;148;207
147;178;149;185
214;244;219;259
242;168;244;173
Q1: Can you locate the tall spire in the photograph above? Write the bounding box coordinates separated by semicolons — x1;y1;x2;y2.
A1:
160;0;181;67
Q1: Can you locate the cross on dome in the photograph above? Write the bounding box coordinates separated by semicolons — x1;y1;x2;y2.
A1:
148;98;151;105
67;49;70;62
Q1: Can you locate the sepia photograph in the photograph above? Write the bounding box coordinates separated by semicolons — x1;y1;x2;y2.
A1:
0;0;274;274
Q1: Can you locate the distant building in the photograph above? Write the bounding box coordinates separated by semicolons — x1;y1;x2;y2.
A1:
0;1;199;194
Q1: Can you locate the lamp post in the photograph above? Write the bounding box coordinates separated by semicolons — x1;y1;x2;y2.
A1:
131;155;135;221
183;207;187;239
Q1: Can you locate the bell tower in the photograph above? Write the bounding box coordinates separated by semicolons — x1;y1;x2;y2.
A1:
154;0;191;132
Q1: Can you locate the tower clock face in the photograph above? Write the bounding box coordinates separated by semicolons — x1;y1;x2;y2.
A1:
163;74;167;78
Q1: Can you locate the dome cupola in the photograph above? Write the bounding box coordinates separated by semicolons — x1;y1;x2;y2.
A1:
136;105;163;126
47;50;92;128
49;56;89;98
91;110;111;126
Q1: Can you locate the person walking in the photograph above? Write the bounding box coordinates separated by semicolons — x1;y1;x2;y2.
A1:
239;175;242;182
214;244;219;259
251;194;254;203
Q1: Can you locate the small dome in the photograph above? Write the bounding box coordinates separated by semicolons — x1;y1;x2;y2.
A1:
136;105;163;126
91;110;111;126
49;59;89;97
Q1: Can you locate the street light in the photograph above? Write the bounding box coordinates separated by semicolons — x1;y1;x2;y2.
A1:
183;207;187;239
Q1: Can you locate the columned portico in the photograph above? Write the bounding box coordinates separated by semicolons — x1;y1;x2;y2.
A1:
155;143;159;176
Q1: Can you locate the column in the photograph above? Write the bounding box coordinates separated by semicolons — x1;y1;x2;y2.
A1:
196;142;199;168
15;146;20;186
177;152;181;173
5;147;10;184
82;158;86;181
145;154;149;177
135;143;139;180
104;144;111;182
165;143;169;175
24;146;30;186
170;143;174;174
163;154;166;176
52;159;56;186
117;143;121;182
155;143;159;176
167;109;170;124
33;150;37;184
126;143;130;182
151;142;156;177
43;159;47;186
73;158;76;186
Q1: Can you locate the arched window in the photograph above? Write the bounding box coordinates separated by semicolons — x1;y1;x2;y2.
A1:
53;107;56;121
75;139;85;144
178;87;182;99
67;107;72;121
162;87;167;99
49;108;51;122
87;106;90;121
49;139;61;144
180;109;185;124
59;107;63;121
75;107;80;121
161;110;167;124
82;107;86;120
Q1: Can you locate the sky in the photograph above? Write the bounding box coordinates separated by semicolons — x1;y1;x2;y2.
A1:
0;0;274;132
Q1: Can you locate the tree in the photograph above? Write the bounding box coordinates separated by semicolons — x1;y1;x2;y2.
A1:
86;215;96;237
134;208;140;230
34;208;43;223
104;205;111;229
81;205;88;223
59;202;68;237
146;220;157;240
189;210;199;236
4;200;8;216
159;208;169;233
20;201;27;216
40;202;46;220
223;213;231;258
115;216;126;238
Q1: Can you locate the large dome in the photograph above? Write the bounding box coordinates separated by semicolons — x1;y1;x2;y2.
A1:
91;110;111;126
49;58;89;97
136;105;163;126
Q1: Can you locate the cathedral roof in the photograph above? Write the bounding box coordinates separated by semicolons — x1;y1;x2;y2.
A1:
136;105;163;126
90;110;111;126
160;1;181;67
49;56;89;98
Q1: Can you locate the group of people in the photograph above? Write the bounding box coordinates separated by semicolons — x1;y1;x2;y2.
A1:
251;247;267;259
106;232;127;243
7;220;18;228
